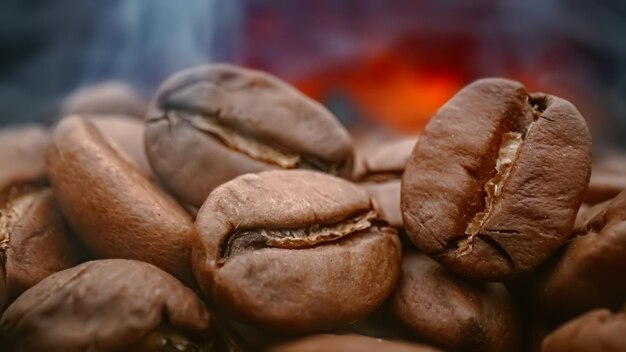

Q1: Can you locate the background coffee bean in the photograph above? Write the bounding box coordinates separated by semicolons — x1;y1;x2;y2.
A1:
46;116;196;284
0;259;212;351
1;188;81;311
270;334;442;352
192;170;401;331
401;78;592;281
88;114;154;179
0;125;48;199
534;190;626;320
355;137;417;230
145;64;354;209
391;252;520;351
61;81;146;118
541;308;626;352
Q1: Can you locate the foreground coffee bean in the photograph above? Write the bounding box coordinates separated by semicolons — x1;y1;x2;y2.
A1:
46;116;196;284
192;170;401;331
0;259;213;351
270;334;441;352
145;64;354;209
61;81;146;118
0;124;81;311
535;190;626;319
541;308;626;352
401;78;592;280
391;252;520;351
0;187;80;311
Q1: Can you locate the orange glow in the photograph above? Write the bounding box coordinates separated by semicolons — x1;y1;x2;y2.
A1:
294;50;462;133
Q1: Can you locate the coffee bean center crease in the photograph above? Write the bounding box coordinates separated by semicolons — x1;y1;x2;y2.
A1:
219;209;379;264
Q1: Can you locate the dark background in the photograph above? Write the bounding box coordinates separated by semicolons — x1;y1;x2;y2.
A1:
1;0;625;151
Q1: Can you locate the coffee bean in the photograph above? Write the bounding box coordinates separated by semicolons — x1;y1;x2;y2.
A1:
542;308;626;352
0;187;80;311
0;125;80;311
584;169;626;205
355;137;418;229
46;116;196;284
535;190;626;319
401;78;592;280
192;170;401;331
145;64;354;208
354;137;417;182
270;334;441;352
363;180;403;228
0;259;212;351
0;125;48;197
391;252;520;351
61;81;146;118
88;114;154;178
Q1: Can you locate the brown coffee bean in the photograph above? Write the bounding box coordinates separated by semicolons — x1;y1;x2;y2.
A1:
391;252;520;351
61;81;146;118
0;125;48;197
354;136;418;182
88;114;153;178
145;64;354;208
541;308;626;352
270;334;441;352
584;170;626;205
46;116;196;284
1;187;80;311
401;78;591;280
534;190;626;319
192;170;401;331
363;180;403;228
355;137;418;229
0;259;212;351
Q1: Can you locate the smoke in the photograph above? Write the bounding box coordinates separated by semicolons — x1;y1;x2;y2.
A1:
79;0;245;94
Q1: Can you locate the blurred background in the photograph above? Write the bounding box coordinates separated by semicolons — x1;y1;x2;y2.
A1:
1;0;625;151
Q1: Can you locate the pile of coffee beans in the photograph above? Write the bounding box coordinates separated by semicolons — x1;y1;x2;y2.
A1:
0;64;624;351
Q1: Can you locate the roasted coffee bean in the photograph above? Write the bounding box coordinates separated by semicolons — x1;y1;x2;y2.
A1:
46;116;196;284
391;252;520;351
355;137;417;228
0;125;48;197
61;81;146;118
584;169;626;205
145;64;354;208
354;137;417;182
270;334;441;352
583;153;626;205
0;187;80;311
0;125;80;311
401;78;591;280
534;190;626;319
0;259;212;351
88;114;153;178
541;308;626;352
192;170;401;331
363;180;403;228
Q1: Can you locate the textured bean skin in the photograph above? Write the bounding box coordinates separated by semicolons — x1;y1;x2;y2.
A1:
0;259;211;352
270;334;441;352
392;252;520;351
401;78;591;280
46;116;196;284
542;309;626;352
535;190;626;320
1;188;80;310
145;64;354;208
192;170;401;331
